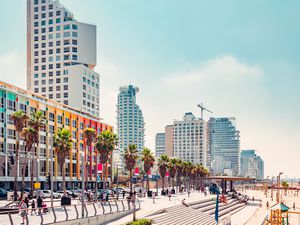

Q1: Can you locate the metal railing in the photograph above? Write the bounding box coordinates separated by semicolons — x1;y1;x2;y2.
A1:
0;198;140;225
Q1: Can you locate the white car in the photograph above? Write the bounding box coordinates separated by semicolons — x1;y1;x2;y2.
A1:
42;190;61;199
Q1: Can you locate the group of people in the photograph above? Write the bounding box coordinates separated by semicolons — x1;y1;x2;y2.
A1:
18;196;48;224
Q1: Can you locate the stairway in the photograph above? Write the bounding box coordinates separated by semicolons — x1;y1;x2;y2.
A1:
147;195;247;225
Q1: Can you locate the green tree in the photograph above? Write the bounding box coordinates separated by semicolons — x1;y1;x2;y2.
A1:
168;158;177;190
11;111;27;200
95;130;118;192
83;128;97;188
21;127;38;199
282;181;289;196
53;129;72;195
124;144;139;192
141;148;155;192
158;154;169;191
28;111;46;196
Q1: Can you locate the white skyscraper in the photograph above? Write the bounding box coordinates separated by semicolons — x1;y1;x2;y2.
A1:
155;133;166;157
27;0;100;117
117;85;145;156
173;112;209;166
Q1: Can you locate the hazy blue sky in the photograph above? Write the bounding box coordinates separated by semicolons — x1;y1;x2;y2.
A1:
0;0;299;178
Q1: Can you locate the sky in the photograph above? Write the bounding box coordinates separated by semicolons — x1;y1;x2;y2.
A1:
0;0;299;178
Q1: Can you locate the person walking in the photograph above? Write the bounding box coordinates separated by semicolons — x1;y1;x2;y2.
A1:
168;191;172;201
266;201;269;210
31;200;36;215
188;190;191;197
24;197;29;208
293;202;296;211
122;190;126;199
19;199;27;224
37;196;43;215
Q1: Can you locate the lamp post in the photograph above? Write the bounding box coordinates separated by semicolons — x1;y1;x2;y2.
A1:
50;134;54;208
271;176;275;201
265;176;269;197
277;172;283;203
81;153;85;217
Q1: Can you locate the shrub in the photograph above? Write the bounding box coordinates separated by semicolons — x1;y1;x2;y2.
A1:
126;218;152;225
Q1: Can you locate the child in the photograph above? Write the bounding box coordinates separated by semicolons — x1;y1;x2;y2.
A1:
31;200;36;215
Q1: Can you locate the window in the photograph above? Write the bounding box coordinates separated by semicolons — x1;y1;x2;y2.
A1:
41;65;46;70
56;33;61;38
72;32;78;38
34;51;38;56
34;43;38;49
64;55;70;60
49;42;53;47
41;28;46;33
34;0;38;4
49;34;53;39
64;93;68;98
41;13;46;18
65;118;70;126
72;55;77;60
41;43;46;48
56;63;61;69
63;70;68;75
34;14;38;19
72;40;77;45
34;7;38;12
57;115;62;124
49;94;53;99
34;88;39;93
56;26;61;31
80;122;84;130
49;86;53;91
34;66;38;71
42;50;46;55
56;56;61;61
56;71;61;76
42;35;46;40
72;24;78;30
56;93;61;98
56;78;61;83
64;32;70;38
49;4;53;10
63;85;68;90
49;49;53;54
49;113;54;122
41;80;46;85
63;77;68;83
64;24;70;30
41;87;46;92
63;100;68;105
49;79;53;84
41;5;46;11
56;86;61;91
49;27;53;32
49;12;53;17
72;47;77;53
34;74;38;78
41;21;46;26
56;11;61;16
49;71;53;76
34;29;38;34
56;48;61;53
34;22;38;27
34;36;38;41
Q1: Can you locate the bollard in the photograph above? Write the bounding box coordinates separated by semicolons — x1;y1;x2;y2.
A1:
74;205;79;219
92;203;97;216
63;206;68;221
52;207;57;223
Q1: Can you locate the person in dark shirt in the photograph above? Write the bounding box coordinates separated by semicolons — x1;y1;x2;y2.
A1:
37;196;43;215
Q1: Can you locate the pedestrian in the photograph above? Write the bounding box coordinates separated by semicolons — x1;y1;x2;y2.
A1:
127;196;131;209
293;202;296;211
139;188;142;197
266;201;269;210
166;188;169;196
31;199;36;215
152;191;156;204
122;190;126;199
37;196;43;215
188;190;191;197
252;196;255;202
168;192;172;201
19;199;27;224
24;197;29;208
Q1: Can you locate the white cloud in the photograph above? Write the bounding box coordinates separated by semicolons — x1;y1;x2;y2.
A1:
161;55;262;86
0;51;26;89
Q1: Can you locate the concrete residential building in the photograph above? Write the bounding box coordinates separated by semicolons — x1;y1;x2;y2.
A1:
155;133;165;157
209;117;240;176
165;125;174;157
27;0;100;117
173;112;209;165
240;150;264;180
0;81;112;190
117;85;145;159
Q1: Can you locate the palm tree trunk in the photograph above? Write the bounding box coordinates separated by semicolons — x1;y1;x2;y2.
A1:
103;162;106;192
130;169;133;192
162;176;165;190
21;149;28;200
62;164;66;196
30;149;35;197
13;133;19;200
146;172;149;192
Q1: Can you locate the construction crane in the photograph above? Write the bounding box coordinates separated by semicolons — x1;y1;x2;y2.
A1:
197;102;213;120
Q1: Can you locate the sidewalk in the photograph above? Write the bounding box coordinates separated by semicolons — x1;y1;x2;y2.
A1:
107;190;215;225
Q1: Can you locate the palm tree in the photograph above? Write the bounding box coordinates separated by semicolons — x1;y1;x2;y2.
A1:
83;128;96;189
158;154;169;192
21;127;38;199
182;161;192;190
95;130;118;192
175;159;183;192
124;144;138;192
141;148;155;192
168;158;177;191
11;111;27;200
53;129;72;195
28;111;46;196
282;181;289;196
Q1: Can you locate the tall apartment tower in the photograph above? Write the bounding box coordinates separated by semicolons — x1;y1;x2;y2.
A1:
27;0;100;117
209;117;240;176
240;150;264;180
155;133;166;157
173;112;209;166
117;85;145;156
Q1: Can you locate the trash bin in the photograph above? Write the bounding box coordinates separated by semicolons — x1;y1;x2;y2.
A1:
61;196;71;206
147;190;152;197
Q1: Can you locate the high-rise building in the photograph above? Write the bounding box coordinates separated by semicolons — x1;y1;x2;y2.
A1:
165;125;174;157
155;133;165;157
117;85;144;157
27;0;100;117
240;150;264;180
0;81;112;190
209;117;240;176
173;112;209;166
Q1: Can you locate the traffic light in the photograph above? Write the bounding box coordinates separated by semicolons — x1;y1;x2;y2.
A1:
9;156;14;165
47;172;51;189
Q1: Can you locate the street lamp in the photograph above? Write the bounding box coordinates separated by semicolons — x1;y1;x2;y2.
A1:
271;176;275;201
277;172;283;203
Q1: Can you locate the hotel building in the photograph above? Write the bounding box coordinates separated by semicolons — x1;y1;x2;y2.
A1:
0;81;112;190
27;0;100;117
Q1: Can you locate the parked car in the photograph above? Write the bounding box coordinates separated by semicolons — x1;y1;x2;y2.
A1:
0;188;7;199
41;190;61;199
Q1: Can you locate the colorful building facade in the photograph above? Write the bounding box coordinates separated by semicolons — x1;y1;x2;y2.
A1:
0;81;113;190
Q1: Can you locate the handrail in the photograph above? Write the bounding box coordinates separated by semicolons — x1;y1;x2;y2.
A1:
0;198;141;225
